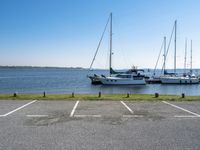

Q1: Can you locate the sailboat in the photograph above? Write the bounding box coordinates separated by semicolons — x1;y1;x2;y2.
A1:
88;13;146;85
146;36;166;84
160;21;199;84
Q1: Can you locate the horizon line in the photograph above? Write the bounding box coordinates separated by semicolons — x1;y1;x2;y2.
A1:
0;65;200;70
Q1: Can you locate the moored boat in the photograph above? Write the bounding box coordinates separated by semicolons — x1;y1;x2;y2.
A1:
99;69;146;85
159;20;199;84
160;75;199;84
88;13;146;85
88;74;102;84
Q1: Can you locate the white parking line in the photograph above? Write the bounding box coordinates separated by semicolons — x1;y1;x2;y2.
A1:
120;101;134;114
174;115;200;118
1;100;37;117
27;115;48;117
123;115;143;118
162;101;200;117
70;101;79;117
74;115;101;118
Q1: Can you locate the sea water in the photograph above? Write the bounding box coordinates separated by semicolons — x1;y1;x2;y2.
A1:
0;67;200;96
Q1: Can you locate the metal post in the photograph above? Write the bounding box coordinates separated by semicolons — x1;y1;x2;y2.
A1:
109;13;112;76
163;36;166;72
98;92;101;98
184;38;187;74
181;93;185;98
43;91;46;97
190;40;193;74
13;92;17;97
155;93;159;98
127;93;130;98
174;20;177;74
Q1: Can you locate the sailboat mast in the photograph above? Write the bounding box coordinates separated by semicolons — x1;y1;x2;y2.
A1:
190;40;193;74
174;20;177;74
184;38;187;74
163;36;166;72
109;13;112;76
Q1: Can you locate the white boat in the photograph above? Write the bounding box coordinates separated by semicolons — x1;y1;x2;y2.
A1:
99;70;146;85
100;13;146;85
160;20;199;84
88;13;146;85
160;76;199;84
147;36;167;84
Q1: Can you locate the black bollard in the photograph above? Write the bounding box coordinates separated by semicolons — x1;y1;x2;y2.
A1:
13;92;17;97
43;91;46;97
98;92;101;98
72;92;74;98
126;93;130;98
181;93;185;98
155;93;159;98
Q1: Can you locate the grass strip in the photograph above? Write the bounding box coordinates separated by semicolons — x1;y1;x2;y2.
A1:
0;93;200;101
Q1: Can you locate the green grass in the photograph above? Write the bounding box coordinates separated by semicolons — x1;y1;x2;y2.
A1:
0;93;200;101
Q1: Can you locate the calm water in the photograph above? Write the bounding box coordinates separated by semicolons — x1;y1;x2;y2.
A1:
0;67;200;96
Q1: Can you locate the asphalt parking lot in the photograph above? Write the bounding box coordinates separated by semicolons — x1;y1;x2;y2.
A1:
0;100;200;150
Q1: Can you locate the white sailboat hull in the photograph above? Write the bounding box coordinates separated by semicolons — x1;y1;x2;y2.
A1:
99;77;146;85
160;77;199;84
88;13;147;85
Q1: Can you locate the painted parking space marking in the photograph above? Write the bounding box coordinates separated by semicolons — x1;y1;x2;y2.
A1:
71;101;102;118
0;101;200;119
26;115;48;117
70;101;79;117
19;101;76;118
162;101;200;117
174;115;200;118
0;100;37;117
120;101;134;114
74;115;101;118
123;115;143;118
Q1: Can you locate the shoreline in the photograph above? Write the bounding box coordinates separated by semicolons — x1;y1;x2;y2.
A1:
0;93;200;101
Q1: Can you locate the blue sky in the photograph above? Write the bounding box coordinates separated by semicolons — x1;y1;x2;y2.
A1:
0;0;200;69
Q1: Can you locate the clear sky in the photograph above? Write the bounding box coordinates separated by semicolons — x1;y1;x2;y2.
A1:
0;0;200;69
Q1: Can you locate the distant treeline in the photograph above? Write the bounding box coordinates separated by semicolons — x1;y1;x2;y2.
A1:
0;66;85;69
